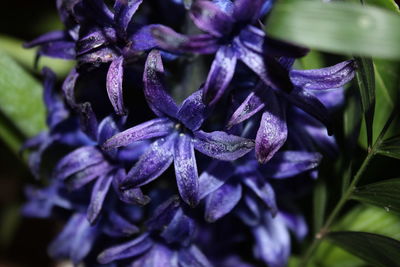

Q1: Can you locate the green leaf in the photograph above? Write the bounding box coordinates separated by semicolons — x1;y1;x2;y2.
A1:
266;0;400;59
327;231;400;267
376;135;400;160
0;35;74;77
0;50;46;152
313;180;327;235
355;57;375;149
313;205;400;267
351;178;400;214
364;0;400;13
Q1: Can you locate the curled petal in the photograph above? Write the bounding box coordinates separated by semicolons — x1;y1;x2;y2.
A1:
76;102;99;140
97;116;119;145
121;133;176;188
103;118;174;150
38;41;76;59
161;208;196;245
77;46;119;64
24;30;68;48
103;210;140;237
113;169;151;205
243;175;277;215
203;46;237;105
255;90;287;164
205;182;242;222
227;82;266;128
190;1;234;37
290;60;356;90
194;130;254;161
107;56;127;115
62;68;79;108
65;161;113;190
262;151;322;179
76;27;117;55
87;173;113;224
54;146;104;180
147;196;181;231
177;90;207;131
144;50;178;118
98;234;153;264
174;134;199;207
279;212;308;241
114;0;143;31
238;26;264;54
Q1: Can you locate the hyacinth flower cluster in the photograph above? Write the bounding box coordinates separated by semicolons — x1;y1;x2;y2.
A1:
22;0;356;266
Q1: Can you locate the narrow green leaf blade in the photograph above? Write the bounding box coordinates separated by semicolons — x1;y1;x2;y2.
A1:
351;178;400;214
266;1;400;59
355;57;375;149
376;135;400;159
327;231;400;267
313;180;327;235
0;50;46;151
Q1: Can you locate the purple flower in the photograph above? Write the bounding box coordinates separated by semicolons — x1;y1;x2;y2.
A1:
102;50;254;206
227;60;355;162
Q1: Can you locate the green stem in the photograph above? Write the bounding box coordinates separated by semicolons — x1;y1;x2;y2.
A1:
299;107;397;266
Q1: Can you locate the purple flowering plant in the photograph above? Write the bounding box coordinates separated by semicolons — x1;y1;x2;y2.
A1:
1;0;400;266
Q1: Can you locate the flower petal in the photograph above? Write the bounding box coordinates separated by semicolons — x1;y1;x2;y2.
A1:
132;244;178;267
103;210;140;237
190;1;234;37
98;233;153;264
144;50;179;118
76;102;99;140
121;133;176;188
161;208;196;245
106;56;127;115
205;181;242;222
114;0;143;31
177;90;207;131
97;116;120;145
174;134;199;207
243;175;277;215
178;245;212;267
198;160;235;199
290;60;356;90
255;90;287;164
194;130;254;161
203;46;237;105
77;46;119;64
87;173;113;224
227;82;266;128
62;68;79;108
65;161;113;190
113;168;151;205
76;27;117;55
54;146;104;180
102;118;174;150
261;151;322;179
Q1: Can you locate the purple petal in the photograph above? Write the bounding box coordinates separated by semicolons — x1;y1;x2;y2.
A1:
290;60;356;90
174;134;199;207
113;168;151;205
143;50;179;118
102;118;174;150
114;0;143;31
184;34;219;54
147;196;181;231
103;210;140;237
106;56;127;115
24;30;68;48
205;182;242;222
279;212;308;241
87;173;113;224
97;116;120;145
227;82;266;129
194;130;254;161
203;46;237;105
131;244;177;267
121;133;176;189
238;26;264;54
190;1;234;37
65;161;113;190
38;41;76;59
262;151;322;179
97;234;153;264
283;87;332;132
54;146;104;180
178;245;212;267
255;90;287;163
77;46;119;64
312;88;345;110
76;27;117;55
252;214;290;267
177;90;207;131
233;0;264;23
161;208;196;245
62;68;79;108
243;175;277;215
76;102;99;140
198;160;235;199
236;195;262;226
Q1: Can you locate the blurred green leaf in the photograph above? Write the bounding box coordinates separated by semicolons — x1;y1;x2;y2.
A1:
327;231;400;267
296;50;324;70
0;35;74;77
312;205;400;267
313;180;327;235
364;0;400;13
355;57;375;149
376;135;400;159
266;1;400;59
0;50;46;152
351;178;400;214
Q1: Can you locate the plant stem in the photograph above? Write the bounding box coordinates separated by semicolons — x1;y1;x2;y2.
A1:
299;107;397;266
